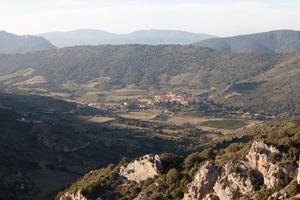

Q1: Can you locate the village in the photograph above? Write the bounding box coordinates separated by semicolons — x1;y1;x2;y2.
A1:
70;92;275;121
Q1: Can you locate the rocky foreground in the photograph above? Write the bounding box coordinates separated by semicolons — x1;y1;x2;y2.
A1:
57;117;300;200
59;141;300;200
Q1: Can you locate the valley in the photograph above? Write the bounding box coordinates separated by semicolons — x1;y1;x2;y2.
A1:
1;44;299;116
2;0;300;198
0;45;287;199
0;84;264;200
0;31;299;200
0;90;253;200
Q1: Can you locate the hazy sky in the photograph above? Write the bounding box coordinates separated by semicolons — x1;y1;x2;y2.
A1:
1;0;300;36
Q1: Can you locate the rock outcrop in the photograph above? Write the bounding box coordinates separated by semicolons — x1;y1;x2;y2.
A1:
119;154;162;183
58;142;300;200
203;193;219;200
246;141;288;189
59;191;87;200
183;162;218;200
183;141;296;200
268;191;287;200
214;162;256;200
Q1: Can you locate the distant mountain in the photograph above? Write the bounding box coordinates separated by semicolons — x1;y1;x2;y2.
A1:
0;45;300;115
39;29;215;47
0;31;56;54
122;30;215;45
195;30;300;53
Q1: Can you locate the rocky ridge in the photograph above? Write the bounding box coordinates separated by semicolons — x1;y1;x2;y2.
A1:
58;141;300;200
183;141;297;200
183;162;218;200
59;154;162;200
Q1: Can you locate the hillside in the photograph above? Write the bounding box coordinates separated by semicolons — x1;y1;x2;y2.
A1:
0;31;55;54
57;118;300;200
0;45;299;115
195;30;300;53
39;29;215;47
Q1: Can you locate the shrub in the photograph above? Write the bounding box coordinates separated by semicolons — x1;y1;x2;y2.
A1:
166;168;180;185
159;153;183;173
286;180;300;197
247;169;264;191
184;152;204;169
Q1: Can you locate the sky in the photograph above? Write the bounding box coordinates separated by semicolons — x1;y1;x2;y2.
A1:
1;0;300;36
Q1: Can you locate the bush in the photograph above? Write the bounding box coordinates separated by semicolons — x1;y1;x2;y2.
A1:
166;168;180;185
269;152;282;164
184;152;204;169
286;180;300;197
169;188;183;199
274;172;291;191
254;186;272;200
159;153;183;173
247;169;264;191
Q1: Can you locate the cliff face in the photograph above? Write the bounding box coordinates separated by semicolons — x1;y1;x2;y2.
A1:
246;141;293;189
183;161;258;200
183;162;218;200
213;162;256;200
183;141;298;200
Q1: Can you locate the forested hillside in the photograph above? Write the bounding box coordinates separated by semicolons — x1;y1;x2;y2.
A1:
0;45;299;115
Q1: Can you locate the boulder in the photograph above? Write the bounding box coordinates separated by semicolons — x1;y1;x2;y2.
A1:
183;162;218;200
119;154;162;183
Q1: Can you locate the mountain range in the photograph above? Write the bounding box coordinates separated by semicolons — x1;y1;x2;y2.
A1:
2;29;300;54
0;31;56;54
38;29;215;47
195;30;300;53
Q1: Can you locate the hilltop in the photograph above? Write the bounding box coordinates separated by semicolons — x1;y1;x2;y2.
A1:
195;30;300;53
0;31;55;54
